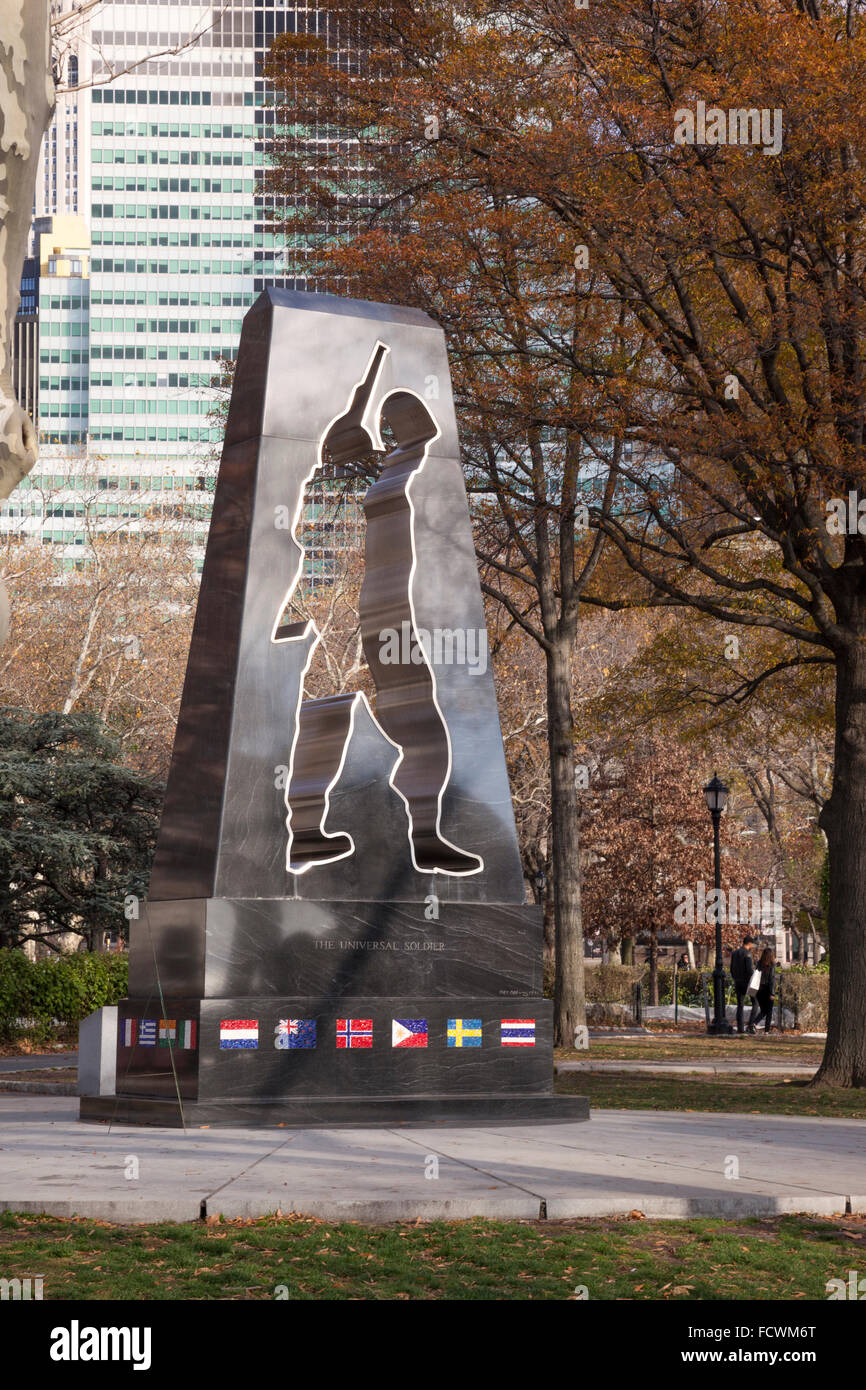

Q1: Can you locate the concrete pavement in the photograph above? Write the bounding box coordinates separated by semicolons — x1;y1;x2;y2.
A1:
0;1094;863;1223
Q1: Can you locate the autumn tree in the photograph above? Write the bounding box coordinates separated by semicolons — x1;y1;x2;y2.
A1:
263;0;866;1085
581;738;761;1002
0;519;197;780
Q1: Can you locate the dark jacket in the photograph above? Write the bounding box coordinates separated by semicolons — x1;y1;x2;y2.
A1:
730;946;754;991
760;965;776;995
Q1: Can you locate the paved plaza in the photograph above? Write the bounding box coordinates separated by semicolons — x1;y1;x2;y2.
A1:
0;1095;862;1223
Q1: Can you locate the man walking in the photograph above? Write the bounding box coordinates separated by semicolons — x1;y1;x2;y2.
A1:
730;934;759;1035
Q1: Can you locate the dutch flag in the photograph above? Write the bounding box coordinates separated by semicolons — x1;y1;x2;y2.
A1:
220;1019;258;1050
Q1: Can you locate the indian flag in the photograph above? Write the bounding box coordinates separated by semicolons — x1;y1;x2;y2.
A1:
158;1019;177;1047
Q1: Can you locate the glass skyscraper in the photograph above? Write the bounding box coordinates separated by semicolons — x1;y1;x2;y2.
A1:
7;2;362;573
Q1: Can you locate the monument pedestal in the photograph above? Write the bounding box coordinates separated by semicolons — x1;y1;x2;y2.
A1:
81;291;589;1129
81;899;588;1127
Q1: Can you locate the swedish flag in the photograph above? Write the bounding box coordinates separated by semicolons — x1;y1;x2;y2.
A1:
447;1018;482;1048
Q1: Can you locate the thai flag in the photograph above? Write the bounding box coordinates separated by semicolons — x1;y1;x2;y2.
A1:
220;1019;258;1049
336;1018;373;1049
501;1018;536;1047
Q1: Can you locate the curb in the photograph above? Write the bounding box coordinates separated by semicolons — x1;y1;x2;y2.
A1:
0;1081;77;1096
0;1192;856;1224
556;1062;816;1076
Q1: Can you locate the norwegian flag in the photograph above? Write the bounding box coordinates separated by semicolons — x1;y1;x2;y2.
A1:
336;1018;373;1049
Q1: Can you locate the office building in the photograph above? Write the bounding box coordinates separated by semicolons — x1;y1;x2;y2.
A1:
5;3;364;574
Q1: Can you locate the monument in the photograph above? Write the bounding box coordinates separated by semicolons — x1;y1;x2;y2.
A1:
80;289;589;1126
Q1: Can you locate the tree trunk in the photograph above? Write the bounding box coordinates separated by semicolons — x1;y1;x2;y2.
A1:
815;638;866;1086
621;935;634;966
542;867;555;963
547;638;586;1045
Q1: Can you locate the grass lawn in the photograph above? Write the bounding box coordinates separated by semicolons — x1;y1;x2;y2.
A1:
0;1210;860;1300
555;1069;866;1117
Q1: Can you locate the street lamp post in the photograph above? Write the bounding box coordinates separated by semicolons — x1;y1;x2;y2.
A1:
703;773;733;1036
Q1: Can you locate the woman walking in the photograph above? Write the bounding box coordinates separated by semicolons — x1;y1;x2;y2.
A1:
754;947;776;1033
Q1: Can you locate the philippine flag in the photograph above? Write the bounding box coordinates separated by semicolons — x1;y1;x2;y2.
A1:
392;1018;428;1048
336;1018;373;1049
501;1018;536;1047
220;1019;259;1050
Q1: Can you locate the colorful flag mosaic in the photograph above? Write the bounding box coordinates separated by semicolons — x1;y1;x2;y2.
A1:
336;1018;373;1049
447;1018;482;1048
501;1018;536;1047
220;1019;258;1050
392;1019;428;1048
275;1019;316;1050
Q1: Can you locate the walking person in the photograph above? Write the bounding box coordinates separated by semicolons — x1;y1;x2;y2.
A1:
754;947;777;1033
730;934;759;1035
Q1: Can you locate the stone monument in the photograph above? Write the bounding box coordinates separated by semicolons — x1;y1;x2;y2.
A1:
80;289;589;1126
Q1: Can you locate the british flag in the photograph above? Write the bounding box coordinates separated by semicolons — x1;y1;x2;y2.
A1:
336;1018;373;1049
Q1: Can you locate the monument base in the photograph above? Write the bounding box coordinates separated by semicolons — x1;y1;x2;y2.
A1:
93;995;582;1126
79;1092;590;1128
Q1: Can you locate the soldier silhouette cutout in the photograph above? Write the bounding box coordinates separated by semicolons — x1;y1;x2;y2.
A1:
274;341;483;878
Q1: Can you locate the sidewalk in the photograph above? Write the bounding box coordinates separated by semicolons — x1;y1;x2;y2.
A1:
0;1095;862;1223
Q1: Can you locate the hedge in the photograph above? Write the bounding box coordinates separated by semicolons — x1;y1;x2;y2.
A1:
585;963;645;1004
0;949;128;1044
778;967;829;1032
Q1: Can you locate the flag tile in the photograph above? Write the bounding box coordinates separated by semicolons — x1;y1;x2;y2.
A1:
158;1019;176;1047
447;1018;482;1048
138;1019;157;1047
337;1018;373;1049
178;1019;197;1050
120;1018;137;1048
220;1019;258;1049
275;1018;316;1050
501;1018;536;1047
392;1018;428;1048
